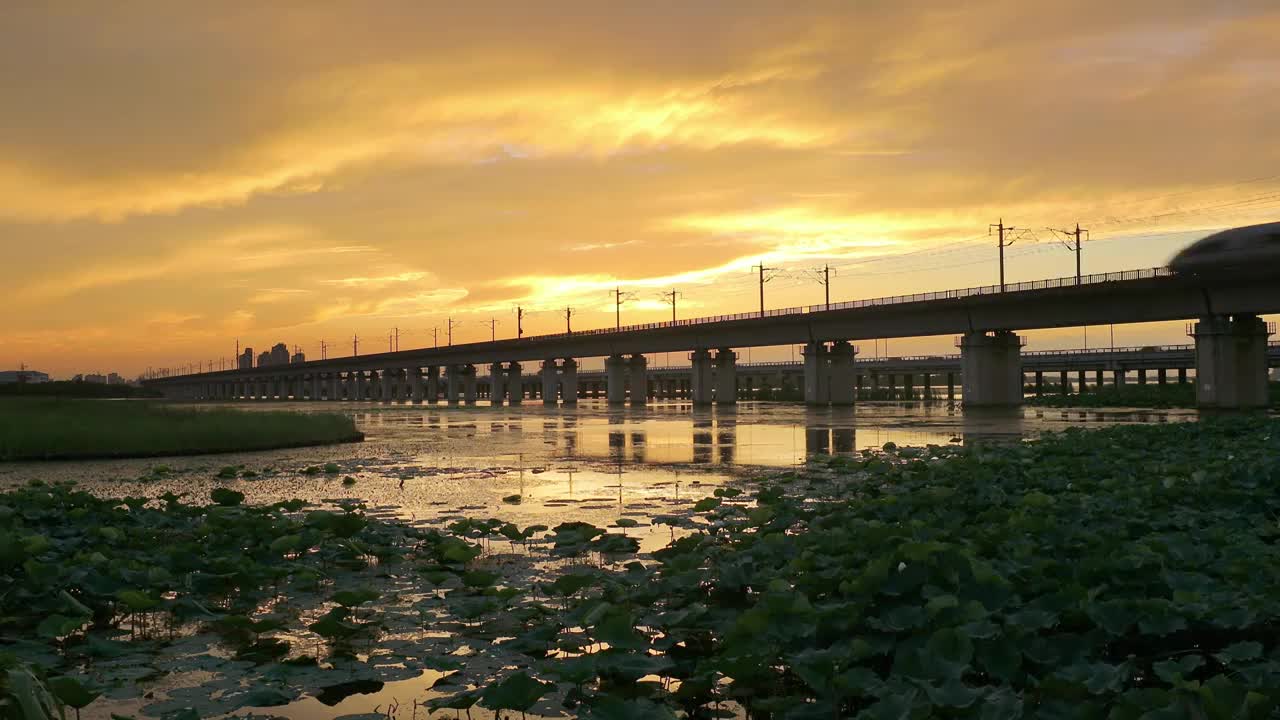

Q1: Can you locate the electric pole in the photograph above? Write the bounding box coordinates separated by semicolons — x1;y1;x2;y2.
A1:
611;287;635;330
485;318;499;342
431;327;439;348
353;334;359;357
660;289;681;323
564;307;575;334
516;306;524;338
751;261;776;315
320;340;328;360
990;219;1016;291
805;264;835;310
447;317;457;346
1047;222;1087;285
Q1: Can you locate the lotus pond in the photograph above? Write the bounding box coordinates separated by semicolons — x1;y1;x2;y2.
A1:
2;411;1279;719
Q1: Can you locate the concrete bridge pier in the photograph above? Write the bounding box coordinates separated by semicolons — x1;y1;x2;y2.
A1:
489;363;506;406
1059;370;1069;395
803;341;830;405
1191;314;1273;409
690;349;713;405
829;341;856;406
1077;370;1087;392
922;372;933;400
507;362;523;405
959;330;1024;407
311;374;322;401
605;355;627;405
947;372;956;401
446;367;461;404
426;366;440;404
628;354;648;406
410;369;424;403
379;370;393;402
1157;368;1167;385
1034;371;1044;396
542;360;559;405
461;365;478;404
713;349;736;405
1114;369;1126;388
1178;368;1187;384
561;359;578;405
329;374;341;401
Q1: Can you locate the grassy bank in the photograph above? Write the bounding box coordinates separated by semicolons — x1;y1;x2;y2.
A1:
0;380;161;399
1026;381;1280;408
0;398;362;460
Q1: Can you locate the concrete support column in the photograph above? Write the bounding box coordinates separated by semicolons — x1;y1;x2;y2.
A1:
489;363;506;406
410;369;424;403
542;360;559;405
507;363;523;405
1034;371;1044;396
426;367;440;404
1060;370;1069;395
1114;369;1126;387
828;341;856;406
380;370;393;402
605;355;627;405
1138;369;1148;385
803;341;830;405
462;365;478;404
560;359;578;405
1191;314;1272;409
1157;368;1167;385
1077;370;1086;392
328;374;340;401
1178;368;1187;384
904;373;915;399
628;354;648;406
446;367;461;405
711;349;735;405
958;330;1023;407
922;372;933;399
311;375;322;401
1095;370;1104;388
947;372;956;401
690;349;713;405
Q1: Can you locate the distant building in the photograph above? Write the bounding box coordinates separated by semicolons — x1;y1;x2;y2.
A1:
291;351;306;364
84;373;107;384
107;372;124;385
0;369;50;384
257;351;272;367
269;343;290;366
238;348;254;369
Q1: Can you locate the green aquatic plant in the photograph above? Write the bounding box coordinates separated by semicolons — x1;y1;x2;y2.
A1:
520;417;1280;718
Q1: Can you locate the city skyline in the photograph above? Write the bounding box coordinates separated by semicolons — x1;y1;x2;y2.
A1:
4;2;1279;377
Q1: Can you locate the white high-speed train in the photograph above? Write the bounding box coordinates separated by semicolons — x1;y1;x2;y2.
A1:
1169;221;1280;274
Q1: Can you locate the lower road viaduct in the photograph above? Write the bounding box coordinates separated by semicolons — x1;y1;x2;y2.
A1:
146;266;1280;409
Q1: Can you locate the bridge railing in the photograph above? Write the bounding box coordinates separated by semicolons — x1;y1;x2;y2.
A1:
162;265;1178;377
522;266;1176;345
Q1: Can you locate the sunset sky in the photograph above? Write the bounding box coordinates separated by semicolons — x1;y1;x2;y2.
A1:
3;2;1279;378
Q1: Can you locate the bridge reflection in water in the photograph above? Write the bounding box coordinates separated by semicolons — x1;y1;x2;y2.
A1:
337;400;1181;470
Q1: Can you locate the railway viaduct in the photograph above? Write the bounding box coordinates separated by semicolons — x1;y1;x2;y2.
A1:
144;266;1280;409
